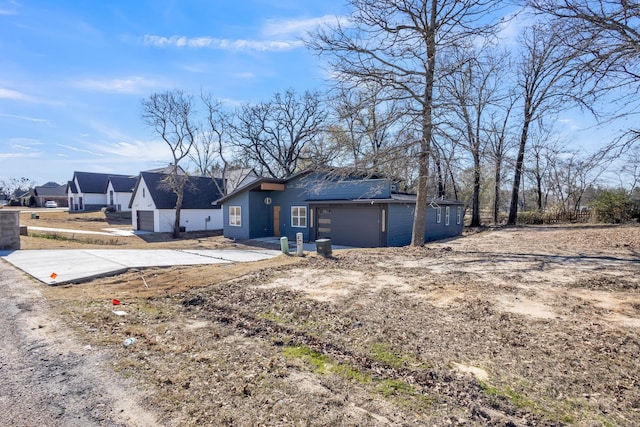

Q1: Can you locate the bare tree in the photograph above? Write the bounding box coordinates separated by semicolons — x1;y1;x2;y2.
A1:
329;85;405;174
528;0;640;84
141;90;197;238
507;23;580;225
0;177;34;203
231;89;327;178
527;0;640;150
440;45;505;226
309;0;503;246
189;93;237;196
486;93;517;224
189;94;226;176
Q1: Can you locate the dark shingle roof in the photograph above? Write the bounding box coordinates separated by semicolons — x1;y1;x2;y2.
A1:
72;171;133;194
108;176;137;193
34;183;67;197
140;172;224;209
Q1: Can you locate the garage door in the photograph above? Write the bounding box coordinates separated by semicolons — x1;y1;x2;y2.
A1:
316;205;383;247
137;210;154;231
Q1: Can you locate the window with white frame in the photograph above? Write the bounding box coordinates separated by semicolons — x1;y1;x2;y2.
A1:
457;206;462;224
445;206;450;226
291;206;307;228
436;206;442;223
229;206;241;226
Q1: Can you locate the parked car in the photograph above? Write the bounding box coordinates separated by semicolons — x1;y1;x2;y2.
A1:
45;201;58;208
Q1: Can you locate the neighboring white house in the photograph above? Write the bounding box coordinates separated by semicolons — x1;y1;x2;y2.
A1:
68;171;135;212
106;176;137;212
130;171;224;233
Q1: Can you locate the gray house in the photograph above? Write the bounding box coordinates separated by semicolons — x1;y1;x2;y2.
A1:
34;182;68;207
216;170;465;248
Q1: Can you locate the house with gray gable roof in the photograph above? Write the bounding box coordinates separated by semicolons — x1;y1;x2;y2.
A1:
129;171;224;233
34;182;68;207
68;171;136;211
216;169;465;247
106;176;137;211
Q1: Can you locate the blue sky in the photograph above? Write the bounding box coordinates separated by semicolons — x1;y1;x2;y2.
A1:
0;1;634;189
0;0;346;185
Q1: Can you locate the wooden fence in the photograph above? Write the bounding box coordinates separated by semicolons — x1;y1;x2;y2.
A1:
517;210;592;225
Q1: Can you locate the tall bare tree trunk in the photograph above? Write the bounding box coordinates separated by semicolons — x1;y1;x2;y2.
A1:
411;7;436;246
508;111;531;225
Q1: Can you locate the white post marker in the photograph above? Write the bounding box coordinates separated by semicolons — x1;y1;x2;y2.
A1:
280;236;289;255
296;232;304;256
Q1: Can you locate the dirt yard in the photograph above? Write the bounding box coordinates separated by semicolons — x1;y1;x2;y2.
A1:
4;210;640;425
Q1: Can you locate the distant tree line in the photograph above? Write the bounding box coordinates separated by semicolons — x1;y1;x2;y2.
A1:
141;0;640;243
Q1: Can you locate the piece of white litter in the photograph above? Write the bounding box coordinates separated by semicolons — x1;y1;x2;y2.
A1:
112;310;127;316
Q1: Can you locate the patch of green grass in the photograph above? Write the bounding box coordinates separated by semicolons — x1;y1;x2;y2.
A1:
370;342;404;369
283;344;330;374
260;311;290;324
283;345;372;384
479;382;535;410
28;232;121;246
332;363;372;384
377;379;414;397
29;232;73;241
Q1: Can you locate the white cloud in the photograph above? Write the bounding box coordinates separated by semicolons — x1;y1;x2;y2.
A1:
0;113;51;125
262;14;349;38
9;137;43;147
0;87;64;106
143;35;303;51
0;87;32;101
142;14;348;52
0;0;18;16
57;143;105;157
89;140;169;163
0;151;39;159
74;76;159;94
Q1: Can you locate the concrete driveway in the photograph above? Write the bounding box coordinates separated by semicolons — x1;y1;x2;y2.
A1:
0;248;281;285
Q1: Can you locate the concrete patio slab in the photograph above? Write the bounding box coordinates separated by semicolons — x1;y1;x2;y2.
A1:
0;248;281;285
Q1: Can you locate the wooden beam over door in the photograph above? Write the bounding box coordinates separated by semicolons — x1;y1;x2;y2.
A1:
261;182;285;191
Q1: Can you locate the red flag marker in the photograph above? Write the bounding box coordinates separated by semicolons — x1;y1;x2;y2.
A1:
112;299;121;305
50;272;58;280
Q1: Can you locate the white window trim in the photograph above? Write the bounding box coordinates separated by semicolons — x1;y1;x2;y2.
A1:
456;206;462;224
229;206;242;227
436;206;442;224
291;206;307;228
445;206;450;226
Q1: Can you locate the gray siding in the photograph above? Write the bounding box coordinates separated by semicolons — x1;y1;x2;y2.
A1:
424;204;465;241
271;184;310;242
387;203;415;246
249;191;273;238
387;202;465;246
222;192;251;240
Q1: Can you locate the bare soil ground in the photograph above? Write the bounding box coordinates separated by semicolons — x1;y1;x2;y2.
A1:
4;210;640;425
